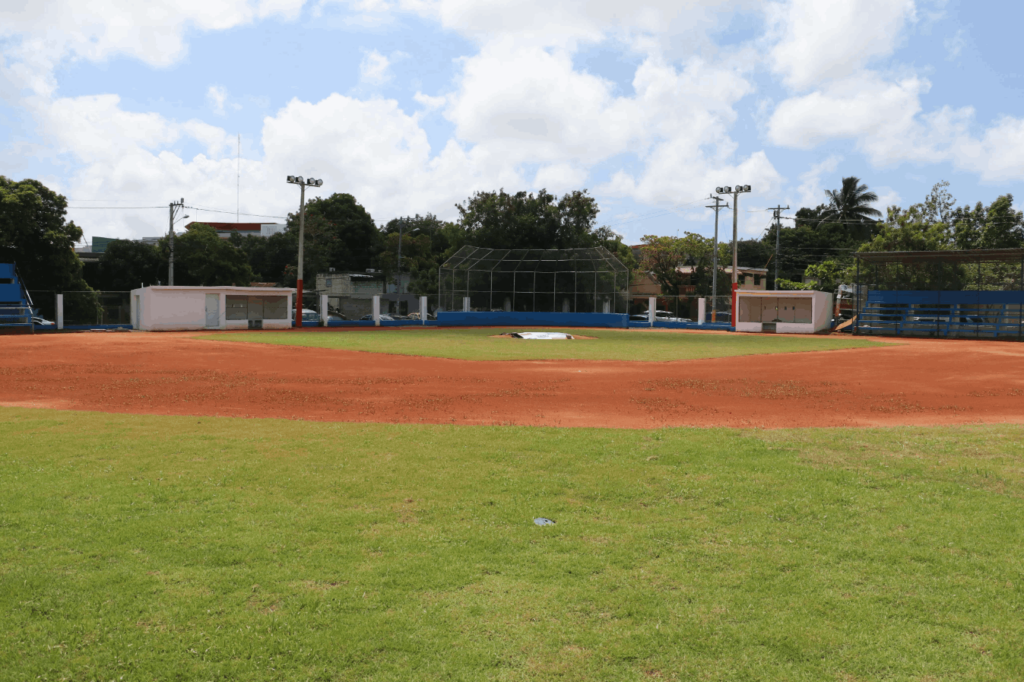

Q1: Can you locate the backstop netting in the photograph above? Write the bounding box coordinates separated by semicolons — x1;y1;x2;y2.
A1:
439;246;630;314
854;248;1024;339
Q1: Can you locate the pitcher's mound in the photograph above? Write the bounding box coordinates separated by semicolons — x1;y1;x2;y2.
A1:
492;331;587;340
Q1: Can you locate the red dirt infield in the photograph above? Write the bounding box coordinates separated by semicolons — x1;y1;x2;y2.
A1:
2;331;1023;429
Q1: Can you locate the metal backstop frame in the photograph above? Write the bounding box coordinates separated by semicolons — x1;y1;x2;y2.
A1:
439;246;630;314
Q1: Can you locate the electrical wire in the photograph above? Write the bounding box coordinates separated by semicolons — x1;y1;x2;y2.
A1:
186;205;287;220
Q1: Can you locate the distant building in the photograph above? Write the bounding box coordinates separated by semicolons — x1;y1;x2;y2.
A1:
629;265;768;297
184;222;287;239
315;271;386;319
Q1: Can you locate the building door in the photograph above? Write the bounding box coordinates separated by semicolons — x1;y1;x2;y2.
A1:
761;297;778;322
205;294;220;329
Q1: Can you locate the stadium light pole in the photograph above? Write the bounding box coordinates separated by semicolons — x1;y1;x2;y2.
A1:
715;184;751;328
286;175;323;328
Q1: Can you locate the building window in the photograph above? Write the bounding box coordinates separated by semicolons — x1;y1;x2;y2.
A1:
263;296;287;319
226;295;288;320
226;295;248;320
325;279;332;287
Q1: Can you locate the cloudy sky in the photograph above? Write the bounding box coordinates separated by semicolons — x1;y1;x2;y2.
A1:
2;0;1021;245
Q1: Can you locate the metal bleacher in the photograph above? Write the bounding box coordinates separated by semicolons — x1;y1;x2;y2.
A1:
857;290;1024;339
0;262;34;334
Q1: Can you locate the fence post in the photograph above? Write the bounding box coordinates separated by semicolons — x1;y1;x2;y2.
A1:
372;295;380;327
698;297;705;326
648;296;656;326
420;296;427;325
463;296;470;312
320;294;328;326
56;293;63;330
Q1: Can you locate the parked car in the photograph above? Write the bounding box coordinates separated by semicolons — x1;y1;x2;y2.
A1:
360;313;394;321
32;315;55;327
290;308;325;325
909;315;986;325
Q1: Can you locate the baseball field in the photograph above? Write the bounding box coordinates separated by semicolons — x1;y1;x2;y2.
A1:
2;328;1023;680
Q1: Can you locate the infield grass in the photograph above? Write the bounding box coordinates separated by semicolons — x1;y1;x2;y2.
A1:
2;408;1022;680
197;327;884;361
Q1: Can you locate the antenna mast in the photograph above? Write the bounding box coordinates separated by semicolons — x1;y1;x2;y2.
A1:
236;133;240;223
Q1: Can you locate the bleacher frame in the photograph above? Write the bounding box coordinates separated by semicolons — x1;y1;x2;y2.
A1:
853;249;1024;340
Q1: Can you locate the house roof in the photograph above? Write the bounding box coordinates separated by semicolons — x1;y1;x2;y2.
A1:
186;222;263;231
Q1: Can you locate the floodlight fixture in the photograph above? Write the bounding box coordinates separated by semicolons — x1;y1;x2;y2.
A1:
743;185;751;192
715;186;723;193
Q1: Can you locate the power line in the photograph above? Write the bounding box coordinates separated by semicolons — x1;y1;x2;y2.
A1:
185;206;287;220
67;205;166;210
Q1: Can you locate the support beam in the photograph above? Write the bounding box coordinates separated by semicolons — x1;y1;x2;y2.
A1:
56;293;63;330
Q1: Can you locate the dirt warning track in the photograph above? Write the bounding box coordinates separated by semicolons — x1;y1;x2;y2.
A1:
2;331;1023;429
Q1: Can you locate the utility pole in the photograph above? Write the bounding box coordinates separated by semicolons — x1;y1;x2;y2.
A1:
167;198;185;286
705;195;730;322
715;185;751;328
766;205;789;290
286;176;323;327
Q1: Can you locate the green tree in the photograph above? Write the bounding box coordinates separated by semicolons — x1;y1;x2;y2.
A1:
639;233;729;297
86;239;164;290
821;176;883;227
803;258;853;292
297;193;381;273
229;193;381;286
860;205;952;252
456;189;603;250
978;195;1024;248
379;214;466;296
0;176;91;293
163;224;253;286
229;231;295;284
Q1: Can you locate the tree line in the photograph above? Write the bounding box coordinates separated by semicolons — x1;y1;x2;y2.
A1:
3;173;1021;305
639;177;1024;297
0;177;633;299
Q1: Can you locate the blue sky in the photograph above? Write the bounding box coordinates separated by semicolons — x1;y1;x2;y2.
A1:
2;0;1022;246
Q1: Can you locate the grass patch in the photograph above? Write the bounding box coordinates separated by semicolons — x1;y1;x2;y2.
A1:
2;408;1022;680
196;327;884;361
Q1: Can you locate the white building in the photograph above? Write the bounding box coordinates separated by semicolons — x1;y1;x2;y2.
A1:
735;289;833;334
131;286;295;331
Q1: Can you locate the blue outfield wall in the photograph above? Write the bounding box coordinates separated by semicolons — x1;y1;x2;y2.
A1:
436;311;629;328
627;320;734;331
34;324;133;332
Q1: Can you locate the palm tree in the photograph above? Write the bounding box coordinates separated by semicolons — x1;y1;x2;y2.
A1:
821;176;882;224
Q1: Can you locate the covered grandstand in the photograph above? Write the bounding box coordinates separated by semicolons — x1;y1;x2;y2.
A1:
853;248;1024;339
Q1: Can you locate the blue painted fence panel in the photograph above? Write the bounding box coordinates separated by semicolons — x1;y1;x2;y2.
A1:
436;311;629;328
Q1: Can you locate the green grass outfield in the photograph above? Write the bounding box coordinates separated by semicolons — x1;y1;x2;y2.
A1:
197;327;884;361
2;408;1022;680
